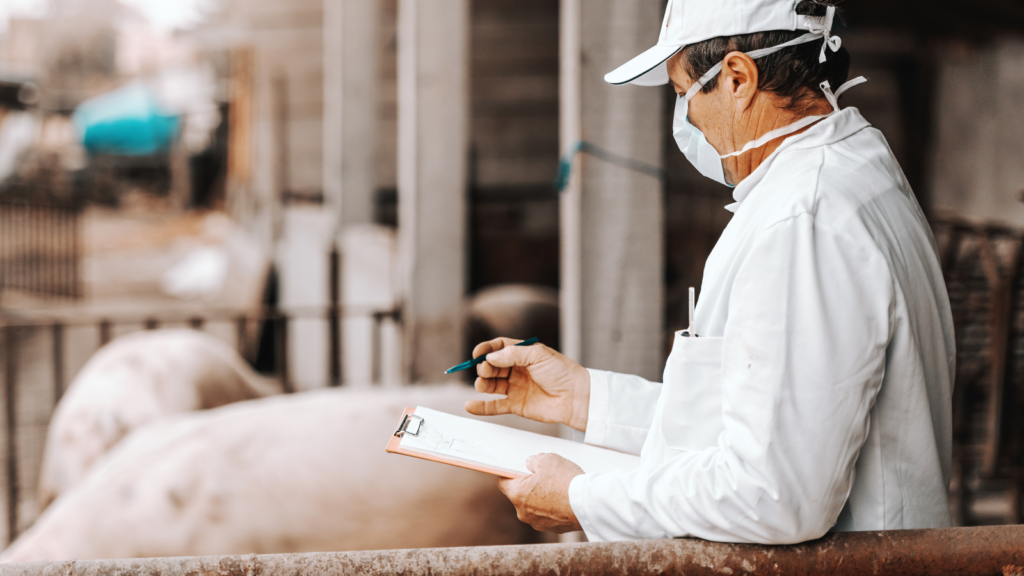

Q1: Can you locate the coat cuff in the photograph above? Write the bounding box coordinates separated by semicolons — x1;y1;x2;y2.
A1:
568;473;603;542
583;369;612;448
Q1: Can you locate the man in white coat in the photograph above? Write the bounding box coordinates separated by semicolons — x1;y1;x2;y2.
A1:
466;0;956;544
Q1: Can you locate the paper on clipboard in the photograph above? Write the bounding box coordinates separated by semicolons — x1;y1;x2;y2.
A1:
386;406;640;479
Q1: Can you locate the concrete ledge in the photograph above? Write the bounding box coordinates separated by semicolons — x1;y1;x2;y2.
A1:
3;525;1023;576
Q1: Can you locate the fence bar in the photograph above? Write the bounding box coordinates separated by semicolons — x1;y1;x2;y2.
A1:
5;525;1024;576
234;316;248;358
0;204;6;288
3;326;19;543
15;204;23;291
98;321;112;347
328;245;341;387
276;316;291;393
72;204;82;298
52;323;64;403
13;204;20;292
29;206;36;294
371;312;383;385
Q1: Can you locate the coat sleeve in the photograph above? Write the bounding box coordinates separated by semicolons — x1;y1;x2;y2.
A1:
583;369;661;456
568;214;894;544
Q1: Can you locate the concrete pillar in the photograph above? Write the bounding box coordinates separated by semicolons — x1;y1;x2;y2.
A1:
396;0;470;382
323;0;380;228
560;0;665;382
277;207;335;391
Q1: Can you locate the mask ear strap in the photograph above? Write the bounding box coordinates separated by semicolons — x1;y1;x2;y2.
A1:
835;76;868;99
820;81;840;112
685;62;724;101
821;76;868;112
719;113;828;159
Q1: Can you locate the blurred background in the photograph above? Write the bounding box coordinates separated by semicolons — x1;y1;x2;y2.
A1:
0;0;1022;561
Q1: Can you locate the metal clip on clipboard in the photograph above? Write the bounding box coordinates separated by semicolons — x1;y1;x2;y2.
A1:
394;414;424;437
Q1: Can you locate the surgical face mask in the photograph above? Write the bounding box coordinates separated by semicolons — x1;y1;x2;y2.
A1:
672;88;730;186
670;6;866;187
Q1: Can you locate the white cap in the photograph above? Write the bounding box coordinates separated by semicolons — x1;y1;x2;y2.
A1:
605;0;830;86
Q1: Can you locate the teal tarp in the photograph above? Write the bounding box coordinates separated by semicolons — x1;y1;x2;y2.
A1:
72;83;179;156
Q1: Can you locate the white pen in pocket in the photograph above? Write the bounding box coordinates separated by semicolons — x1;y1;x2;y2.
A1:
687;286;696;338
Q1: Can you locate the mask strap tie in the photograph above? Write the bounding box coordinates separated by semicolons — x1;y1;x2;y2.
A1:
812;6;842;64
835;76;868;98
820;81;840;112
821;76;868;112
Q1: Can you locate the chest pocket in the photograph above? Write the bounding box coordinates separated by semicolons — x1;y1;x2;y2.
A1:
660;333;726;451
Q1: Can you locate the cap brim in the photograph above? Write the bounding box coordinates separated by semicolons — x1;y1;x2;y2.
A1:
604;44;681;86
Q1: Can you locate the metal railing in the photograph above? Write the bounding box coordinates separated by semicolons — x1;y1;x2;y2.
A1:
934;214;1024;525
0;299;400;545
0;225;407;543
3;525;1022;575
0;199;81;299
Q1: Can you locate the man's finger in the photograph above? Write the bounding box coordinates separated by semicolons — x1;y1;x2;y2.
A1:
476;359;504;379
465;398;513;417
485;344;544;369
471;338;499;358
497;477;520;497
476;363;513;380
526;455;537;472
474;376;509;396
473;337;525;358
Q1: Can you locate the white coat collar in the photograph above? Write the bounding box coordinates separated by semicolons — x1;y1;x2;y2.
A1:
724;107;872;213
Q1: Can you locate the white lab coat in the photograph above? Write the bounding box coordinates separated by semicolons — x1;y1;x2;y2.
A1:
568;107;956;544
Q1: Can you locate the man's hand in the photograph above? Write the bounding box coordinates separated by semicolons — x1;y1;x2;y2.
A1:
498;453;585;534
465;337;591;431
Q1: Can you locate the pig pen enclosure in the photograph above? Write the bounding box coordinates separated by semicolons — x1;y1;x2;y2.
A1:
934;214;1024;526
0;196;82;300
0;218;401;544
0;211;1022;549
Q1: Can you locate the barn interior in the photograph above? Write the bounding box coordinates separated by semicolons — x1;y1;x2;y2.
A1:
0;0;1023;562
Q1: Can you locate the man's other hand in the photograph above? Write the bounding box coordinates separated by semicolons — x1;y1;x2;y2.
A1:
464;337;591;431
498;453;584;534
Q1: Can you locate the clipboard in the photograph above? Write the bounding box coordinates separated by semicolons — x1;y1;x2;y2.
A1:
386;406;641;479
385;407;526;479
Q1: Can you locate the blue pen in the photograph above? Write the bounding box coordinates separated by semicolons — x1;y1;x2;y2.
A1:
444;337;540;374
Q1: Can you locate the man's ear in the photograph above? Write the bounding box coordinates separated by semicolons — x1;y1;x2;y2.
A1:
720;51;759;109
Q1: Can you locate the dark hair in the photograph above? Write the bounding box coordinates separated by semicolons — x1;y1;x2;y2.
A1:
680;0;851;114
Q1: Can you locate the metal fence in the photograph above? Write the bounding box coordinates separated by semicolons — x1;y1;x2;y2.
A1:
0;239;401;544
0;200;81;299
4;525;1023;576
0;302;400;544
934;214;1024;525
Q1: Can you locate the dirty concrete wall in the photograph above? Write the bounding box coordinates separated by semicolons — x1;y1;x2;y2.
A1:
930;38;1024;226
